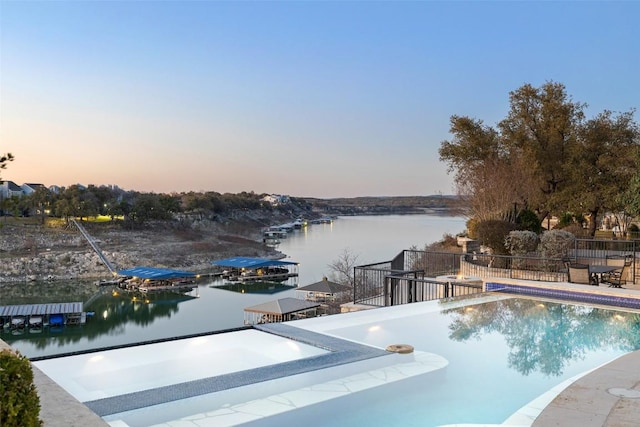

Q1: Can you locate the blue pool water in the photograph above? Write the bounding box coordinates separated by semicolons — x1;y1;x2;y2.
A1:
248;295;640;427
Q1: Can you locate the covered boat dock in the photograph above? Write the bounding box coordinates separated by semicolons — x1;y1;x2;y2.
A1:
0;302;85;331
296;277;351;303
244;297;320;325
212;257;299;283
117;267;198;294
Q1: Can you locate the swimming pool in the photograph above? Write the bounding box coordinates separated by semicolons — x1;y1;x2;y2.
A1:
34;294;640;426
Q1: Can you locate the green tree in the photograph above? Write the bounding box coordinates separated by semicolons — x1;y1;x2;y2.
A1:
498;81;585;222
562;110;640;236
618;150;640;227
0;152;14;180
128;193;173;226
440;82;640;234
28;186;53;224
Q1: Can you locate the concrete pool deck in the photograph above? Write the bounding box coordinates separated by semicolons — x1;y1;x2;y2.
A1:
531;273;640;426
4;280;640;426
532;350;640;427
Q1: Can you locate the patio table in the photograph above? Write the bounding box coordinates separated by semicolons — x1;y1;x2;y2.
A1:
589;265;621;285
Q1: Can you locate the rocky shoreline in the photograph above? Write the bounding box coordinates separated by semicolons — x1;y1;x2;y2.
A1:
0;215;286;284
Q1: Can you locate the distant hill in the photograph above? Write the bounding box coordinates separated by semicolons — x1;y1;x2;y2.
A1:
302;195;465;216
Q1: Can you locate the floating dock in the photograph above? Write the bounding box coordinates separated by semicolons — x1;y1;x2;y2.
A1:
0;302;86;331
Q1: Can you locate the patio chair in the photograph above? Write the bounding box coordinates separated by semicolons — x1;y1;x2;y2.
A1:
602;262;629;288
567;263;597;286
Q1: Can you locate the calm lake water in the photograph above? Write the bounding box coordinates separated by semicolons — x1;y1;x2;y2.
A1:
2;214;466;358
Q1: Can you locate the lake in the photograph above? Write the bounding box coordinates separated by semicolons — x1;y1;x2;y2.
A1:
1;214;466;358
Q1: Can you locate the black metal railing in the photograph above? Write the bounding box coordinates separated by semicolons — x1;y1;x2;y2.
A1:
353;241;640;308
353;250;462;306
384;274;483;306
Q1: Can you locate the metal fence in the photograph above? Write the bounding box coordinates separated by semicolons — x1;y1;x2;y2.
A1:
572;238;637;282
353;250;462;306
384;274;483;306
465;252;566;272
352;240;640;308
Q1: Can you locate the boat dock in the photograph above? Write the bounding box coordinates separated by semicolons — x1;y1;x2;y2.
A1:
0;302;86;332
116;266;198;294
212;257;299;284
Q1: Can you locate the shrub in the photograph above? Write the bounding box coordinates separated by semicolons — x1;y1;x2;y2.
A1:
425;233;461;252
538;229;575;260
505;230;539;256
474;220;519;255
0;349;43;427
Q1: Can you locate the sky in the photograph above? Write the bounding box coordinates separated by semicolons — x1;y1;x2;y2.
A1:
0;1;638;198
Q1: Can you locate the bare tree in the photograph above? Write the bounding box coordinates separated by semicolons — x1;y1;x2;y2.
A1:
327;248;359;288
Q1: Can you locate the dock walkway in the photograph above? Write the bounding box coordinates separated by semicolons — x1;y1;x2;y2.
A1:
71;218;117;275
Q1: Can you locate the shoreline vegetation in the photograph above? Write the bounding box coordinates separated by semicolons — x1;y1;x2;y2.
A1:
0;195;461;284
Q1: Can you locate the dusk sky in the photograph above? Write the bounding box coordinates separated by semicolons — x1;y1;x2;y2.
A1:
1;1;638;198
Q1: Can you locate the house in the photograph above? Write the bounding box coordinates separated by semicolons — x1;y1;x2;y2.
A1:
0;181;24;199
48;185;62;195
21;183;46;195
261;194;291;206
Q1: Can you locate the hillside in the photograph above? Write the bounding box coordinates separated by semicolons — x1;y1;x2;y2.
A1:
305;195;463;215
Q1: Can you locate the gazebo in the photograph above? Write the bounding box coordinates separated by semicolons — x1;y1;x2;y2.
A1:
243;297;320;325
296;277;351;303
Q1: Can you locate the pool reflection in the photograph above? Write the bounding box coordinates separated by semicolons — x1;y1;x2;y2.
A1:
444;298;640;376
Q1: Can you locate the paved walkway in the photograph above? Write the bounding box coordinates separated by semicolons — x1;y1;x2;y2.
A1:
533;281;640;427
533;350;640;427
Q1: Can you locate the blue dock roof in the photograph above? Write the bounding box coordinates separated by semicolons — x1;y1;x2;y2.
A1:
211;257;298;269
117;267;196;279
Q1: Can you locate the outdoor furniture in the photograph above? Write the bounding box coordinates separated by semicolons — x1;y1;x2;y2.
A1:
567;263;598;286
601;262;629;288
588;265;621;285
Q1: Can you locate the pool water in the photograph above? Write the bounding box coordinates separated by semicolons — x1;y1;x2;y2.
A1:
275;295;640;426
35;294;640;427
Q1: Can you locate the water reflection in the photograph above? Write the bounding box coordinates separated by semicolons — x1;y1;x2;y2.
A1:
2;288;197;352
213;281;296;295
444;298;640;376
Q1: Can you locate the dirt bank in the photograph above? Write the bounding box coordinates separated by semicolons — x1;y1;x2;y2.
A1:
0;216;286;283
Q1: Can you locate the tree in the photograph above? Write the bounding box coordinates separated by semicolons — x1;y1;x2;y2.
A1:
561;109;640;235
28;186;53;224
498;81;585;222
327;248;359;288
439;114;541;222
618;150;640;229
0;152;14;180
440;82;640;234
